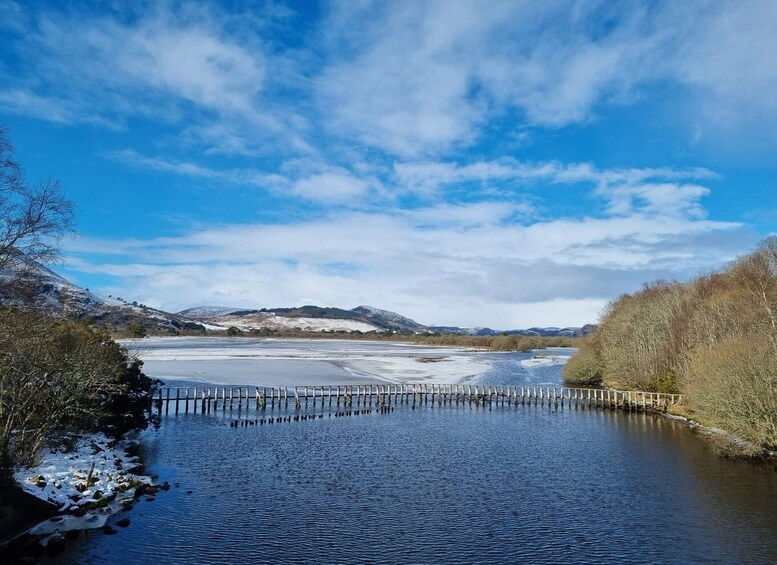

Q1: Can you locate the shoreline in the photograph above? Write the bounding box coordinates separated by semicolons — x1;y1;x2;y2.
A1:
659;411;776;461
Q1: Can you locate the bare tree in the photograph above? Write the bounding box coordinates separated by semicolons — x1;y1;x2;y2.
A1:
0;127;75;287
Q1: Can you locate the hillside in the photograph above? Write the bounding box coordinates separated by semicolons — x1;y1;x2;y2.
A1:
0;260;205;334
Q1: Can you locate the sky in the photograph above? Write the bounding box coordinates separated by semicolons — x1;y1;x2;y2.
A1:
1;0;775;329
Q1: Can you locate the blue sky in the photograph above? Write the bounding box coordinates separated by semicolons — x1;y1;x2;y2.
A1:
1;0;775;328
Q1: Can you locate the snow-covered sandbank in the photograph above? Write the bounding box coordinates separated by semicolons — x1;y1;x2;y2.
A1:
120;337;492;386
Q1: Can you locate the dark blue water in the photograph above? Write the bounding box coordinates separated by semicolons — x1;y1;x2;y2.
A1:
44;352;777;564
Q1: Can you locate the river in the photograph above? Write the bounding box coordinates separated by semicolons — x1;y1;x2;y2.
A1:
43;340;777;563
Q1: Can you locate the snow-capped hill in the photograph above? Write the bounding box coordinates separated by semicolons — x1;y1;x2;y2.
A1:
0;259;209;333
177;306;253;319
203;311;379;333
352;305;398;319
350;305;426;332
1;260;116;315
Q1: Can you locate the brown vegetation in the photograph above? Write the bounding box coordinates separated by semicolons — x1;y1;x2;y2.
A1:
564;237;777;451
0;308;159;469
191;327;579;351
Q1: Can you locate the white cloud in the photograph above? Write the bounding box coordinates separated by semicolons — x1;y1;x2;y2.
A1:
0;4;308;155
291;171;371;202
65;200;748;327
4;1;777;159
316;1;777;156
394;158;717;218
108;147;718;217
107;149;381;205
315;1;647;155
662;1;777;128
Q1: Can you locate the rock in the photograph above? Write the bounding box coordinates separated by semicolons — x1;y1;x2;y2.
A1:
145;496;155;502
161;482;170;491
101;526;118;535
46;534;67;557
115;518;131;528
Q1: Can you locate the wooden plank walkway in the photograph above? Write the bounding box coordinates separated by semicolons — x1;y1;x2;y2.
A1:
155;384;682;416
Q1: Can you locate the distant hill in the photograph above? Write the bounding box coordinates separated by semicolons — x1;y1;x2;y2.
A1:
185;303;593;336
428;324;596;338
178;304;427;333
1;260;594;336
177;306;253;319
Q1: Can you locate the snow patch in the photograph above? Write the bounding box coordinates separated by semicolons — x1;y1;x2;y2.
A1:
15;433;153;540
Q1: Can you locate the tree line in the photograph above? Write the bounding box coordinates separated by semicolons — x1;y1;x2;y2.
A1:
564;238;777;452
197;326;580;351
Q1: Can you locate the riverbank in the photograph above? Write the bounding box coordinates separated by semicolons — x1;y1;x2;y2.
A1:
2;432;158;558
661;408;777;461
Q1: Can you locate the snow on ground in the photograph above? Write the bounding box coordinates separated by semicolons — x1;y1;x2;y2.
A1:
15;433;153;539
209;313;379;333
120;337;492;385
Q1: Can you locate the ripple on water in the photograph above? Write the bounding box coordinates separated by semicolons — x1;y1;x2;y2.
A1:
41;397;777;565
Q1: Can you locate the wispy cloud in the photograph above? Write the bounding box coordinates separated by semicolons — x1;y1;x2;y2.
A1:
0;2;307;155
317;1;777;156
4;1;777;159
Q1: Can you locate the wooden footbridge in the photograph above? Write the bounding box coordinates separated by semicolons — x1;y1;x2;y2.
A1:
155;383;683;415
